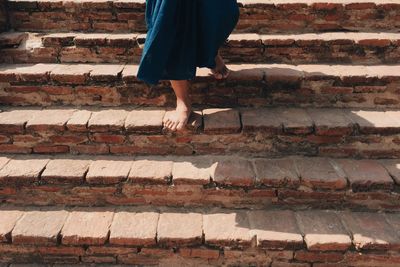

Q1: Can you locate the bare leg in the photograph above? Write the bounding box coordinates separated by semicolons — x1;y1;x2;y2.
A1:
163;80;192;131
211;51;230;80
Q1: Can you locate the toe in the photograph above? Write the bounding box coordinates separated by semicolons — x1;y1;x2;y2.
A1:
176;121;185;131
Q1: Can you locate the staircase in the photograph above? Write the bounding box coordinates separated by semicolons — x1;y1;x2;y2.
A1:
0;0;400;266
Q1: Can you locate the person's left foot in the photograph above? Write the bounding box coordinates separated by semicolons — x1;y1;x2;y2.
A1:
211;53;230;80
163;100;192;132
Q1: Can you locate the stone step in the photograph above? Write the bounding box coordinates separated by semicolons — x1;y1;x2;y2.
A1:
0;63;399;108
0;154;399;210
2;31;400;65
1;106;400;159
7;0;400;34
1;205;400;265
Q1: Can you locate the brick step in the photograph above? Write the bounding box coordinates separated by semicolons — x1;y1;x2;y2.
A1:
2;31;400;65
1;205;400;266
0;154;399;210
7;0;400;34
1;106;400;159
0;63;399;108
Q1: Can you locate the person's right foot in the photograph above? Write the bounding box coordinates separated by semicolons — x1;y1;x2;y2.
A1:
211;53;230;80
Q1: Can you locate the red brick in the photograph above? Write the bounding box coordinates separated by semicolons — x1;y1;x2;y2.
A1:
296;211;351;251
61;208;114;245
157;212;202;246
248;210;303;249
86;157;132;184
33;145;70;153
109;208;158;246
128;157;172;185
294;251;344;263
180;248;220;259
91;133;125;144
295;157;347;190
339;212;400;250
203;211;253;248
70;144;109;154
254;157;299;187
203;108;241;134
12;209;68;245
212;157;256;186
334;159;394;191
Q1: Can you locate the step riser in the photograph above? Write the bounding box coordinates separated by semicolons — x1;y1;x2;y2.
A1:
0;0;7;32
2;34;400;65
8;1;400;34
1;183;399;211
1;64;400;108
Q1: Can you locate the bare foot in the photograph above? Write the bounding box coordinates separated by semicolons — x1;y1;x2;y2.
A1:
163;103;192;132
211;53;230;80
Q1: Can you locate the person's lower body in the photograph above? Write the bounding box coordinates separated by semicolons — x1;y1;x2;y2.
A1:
137;0;240;131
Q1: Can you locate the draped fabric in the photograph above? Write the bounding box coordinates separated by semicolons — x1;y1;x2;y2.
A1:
137;0;240;85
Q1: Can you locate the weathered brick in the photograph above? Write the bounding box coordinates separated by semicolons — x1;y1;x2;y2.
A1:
296;210;351;251
125;109;165;133
41;158;91;184
203;108;241;134
379;159;400;185
212;157;256;186
334;159;394;191
88;109;128;132
295;157;347;190
26;109;76;132
86;157;132;184
254;157;299;187
90;64;125;82
307;109;354;136
157;212;203;246
109;208;158;246
203;210;253;248
0;208;24;242
172;157;212;185
61;208;114;245
128;157;172;184
241;108;283;133
66;110;92;132
0;156;49;184
248;210;303;249
50;64;93;84
339;212;400;250
345;110;400;135
0;109;40;134
12;209;68;245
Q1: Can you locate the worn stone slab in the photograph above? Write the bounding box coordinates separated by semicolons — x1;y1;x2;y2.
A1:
110;208;159;246
125;109;165;134
334;159;394;191
241;108;283;133
90;64;125;82
203;108;241;134
212;157;256;186
0;156;50;184
0;208;24;242
345;110;400;134
86;157;132;184
157;212;203;246
248;210;303;249
12;209;68;245
254;157;299;187
172;157;212;185
0;109;40;133
50;64;94;84
26;109;76;132
128;158;172;184
88;109;129;132
307;108;354;136
41;158;91;184
339;212;400;250
277;108;314;134
66;110;92;132
296;210;351;251
203;210;253;248
61;208;114;245
379;159;400;185
295;157;347;190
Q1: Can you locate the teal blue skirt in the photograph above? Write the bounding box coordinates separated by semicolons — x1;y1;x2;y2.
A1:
137;0;240;85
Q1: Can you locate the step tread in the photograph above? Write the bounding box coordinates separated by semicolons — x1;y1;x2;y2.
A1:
1;63;399;83
0;153;397;190
1;205;400;251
